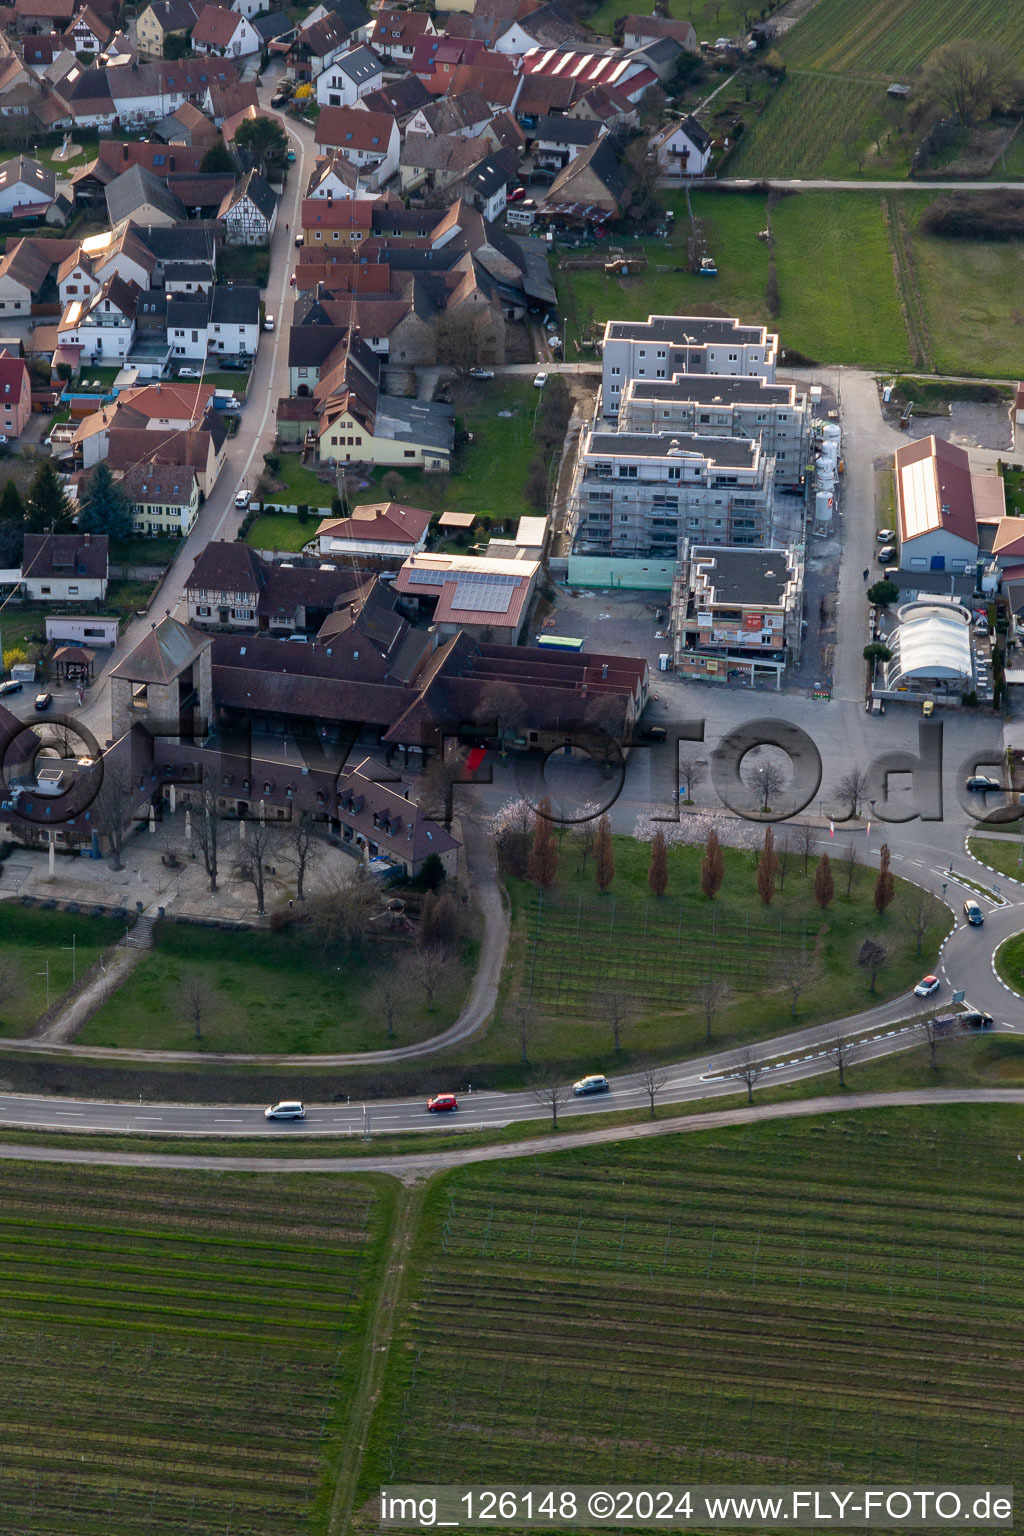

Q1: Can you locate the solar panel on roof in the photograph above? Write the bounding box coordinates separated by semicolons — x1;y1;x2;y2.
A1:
451;583;514;613
407;566;447;585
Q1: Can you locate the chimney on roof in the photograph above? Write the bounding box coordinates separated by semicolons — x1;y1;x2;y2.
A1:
122;144;128;161
83;533;90;543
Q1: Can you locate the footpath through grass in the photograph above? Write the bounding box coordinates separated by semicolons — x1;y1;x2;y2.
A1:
81;919;473;1054
0;906;124;1037
0;1160;393;1536
356;1103;1024;1525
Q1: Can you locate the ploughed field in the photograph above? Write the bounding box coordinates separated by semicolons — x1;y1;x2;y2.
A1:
358;1107;1023;1530
0;1164;391;1535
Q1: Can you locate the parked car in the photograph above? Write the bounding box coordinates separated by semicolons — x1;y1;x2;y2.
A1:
876;527;895;542
264;1101;305;1120
877;545;896;564
913;974;940;997
286;148;296;162
963;899;984;926
468;367;494;380
573;1074;610;1097
234;489;251;508
427;1093;458;1113
965;775;1001;792
0;679;22;696
270;92;288;107
178;367;200;379
507;186;526;202
959;1010;993;1029
34;691;52;711
294;234;303;248
533;372;548;388
263;314;275;332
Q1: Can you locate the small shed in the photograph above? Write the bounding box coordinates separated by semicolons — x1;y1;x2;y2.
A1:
886;83;910;99
438;512;476;531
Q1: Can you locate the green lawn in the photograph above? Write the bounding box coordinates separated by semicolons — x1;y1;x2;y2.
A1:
969;838;1024;882
488;832;947;1083
109;536;181;566
556;189;771;338
1003;466;1024;517
772;191;912;369
104;578;159;616
81;918;473;1053
244;511;313;551
994;931;1024;995
358;1104;1024;1518
0;1160;393;1536
910;201;1024;377
202;371;251;392
264;454;339;510
0;906;125;1036
0;607;54;661
349;380;541;525
587;0;749;38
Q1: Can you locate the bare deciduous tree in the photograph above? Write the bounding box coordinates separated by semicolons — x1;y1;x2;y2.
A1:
732;1042;764;1105
678;755;706;803
796;820;816;875
823;1030;867;1088
917;1011;953;1070
745;756;786;813
191;788;220;894
232;819;278;918
512;1001;536;1065
638;1060;671;1118
857;937;888;992
919;39;1018;127
781;950;822;1020
181;973;217;1041
474;682;525;758
899;888;934;957
777;830;791;892
369;969;407;1041
835;767;869;819
409;944;445;1012
530;1078;571;1130
310;870;379;956
421;749;467;833
604;991;637;1052
696;976;732;1042
0;955;24;1026
93;753;135;872
281;809;325;902
842;838;859;897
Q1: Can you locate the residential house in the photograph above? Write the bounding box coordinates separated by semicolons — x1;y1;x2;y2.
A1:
651;113;711;177
895;435;981;575
621;14;696;51
566;81;637;129
460;153;509;222
58;273;139;367
600;315;779;417
315;106;399;187
0;235;78;316
492;0;586;53
314;43;382;107
21;533;108;602
121;461;201;536
531;114;603;169
134;0;200;55
0;154;55;218
405;88;492;138
251;11;293;48
299;194;375;247
441;0;536;42
105;421;227;496
670;542;801;688
14;0;75;34
152;100;220;145
65;7;110;53
570;427;774;555
183;541;361;633
332;759;461;879
105;163;186;230
393;551;539;644
314;501;432;561
218;168;277;245
167;283;260;360
191;3;260;56
513;71;574;126
71;139;209;205
288;11;355;81
357;74;432;127
398;130;484;196
305;154;365;201
370;7;434;62
520;42;656;104
0;352;32;438
205;77;258;123
318;390;453;472
544;135;628;218
58;227;157;305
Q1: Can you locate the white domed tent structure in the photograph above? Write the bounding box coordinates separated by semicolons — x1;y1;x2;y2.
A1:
882;598;974;698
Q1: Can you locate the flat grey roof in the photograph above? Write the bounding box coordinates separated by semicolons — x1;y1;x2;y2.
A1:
691;545;793;607
626;374;796;406
587;431;758;467
605;316;771;346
